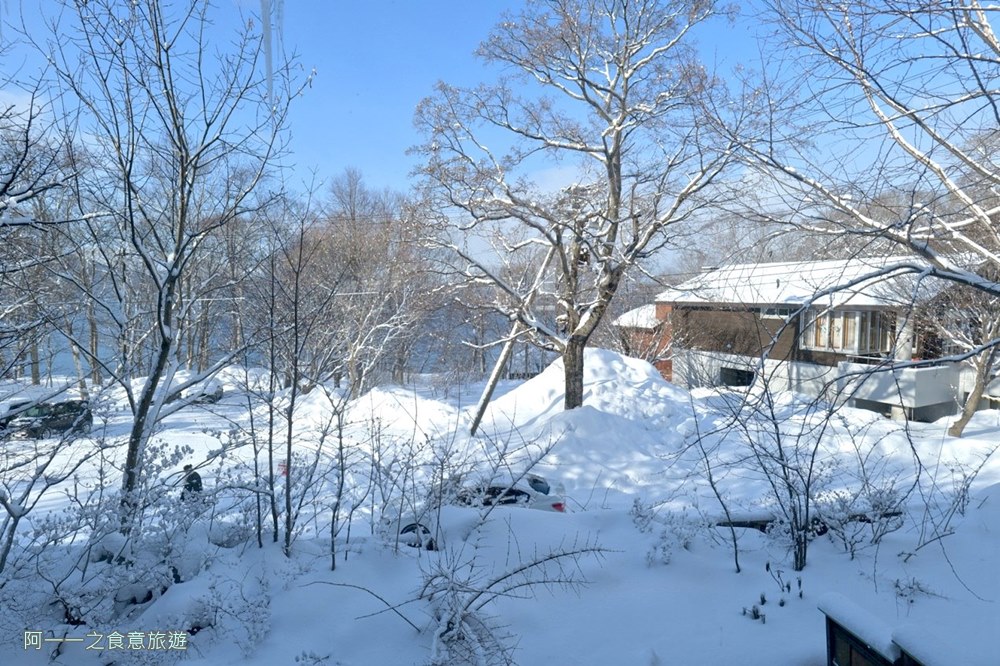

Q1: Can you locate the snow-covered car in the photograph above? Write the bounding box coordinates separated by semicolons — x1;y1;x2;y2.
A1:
380;498;440;550
165;379;224;405
381;473;567;551
2;400;93;438
0;400;32;431
455;473;567;513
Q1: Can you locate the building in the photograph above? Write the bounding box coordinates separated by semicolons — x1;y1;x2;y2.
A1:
817;591;993;665
615;256;998;421
612;303;673;379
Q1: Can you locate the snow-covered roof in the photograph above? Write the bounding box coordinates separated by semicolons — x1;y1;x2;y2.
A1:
656;256;934;309
817;593;901;662
613;303;661;330
819;590;993;666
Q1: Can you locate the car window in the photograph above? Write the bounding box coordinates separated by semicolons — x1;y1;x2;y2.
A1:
491;487;531;505
527;476;550;495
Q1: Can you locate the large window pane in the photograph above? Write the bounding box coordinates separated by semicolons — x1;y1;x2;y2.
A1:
831;313;845;351
877;312;895;352
843;312;857;352
817;312;829;348
802;311;816;349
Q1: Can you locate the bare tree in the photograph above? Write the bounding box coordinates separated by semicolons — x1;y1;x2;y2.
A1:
731;1;1000;310
29;0;302;530
0;429;98;576
414;0;737;410
0;79;75;228
269;198;344;556
323;170;434;397
919;280;1000;437
0;73;83;380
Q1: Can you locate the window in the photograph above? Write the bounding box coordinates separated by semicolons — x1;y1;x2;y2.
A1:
857;311;895;355
720;367;755;386
831;313;845;351
829;312;859;352
800;309;895;354
826;620;898;666
802;312;816;347
761;306;793;319
842;313;857;351
831;631;885;666
799;310;842;349
808;310;832;349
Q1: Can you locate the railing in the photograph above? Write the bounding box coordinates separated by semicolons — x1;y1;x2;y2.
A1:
838;361;961;408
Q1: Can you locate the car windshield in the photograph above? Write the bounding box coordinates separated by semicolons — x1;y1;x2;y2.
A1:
527;476;550;495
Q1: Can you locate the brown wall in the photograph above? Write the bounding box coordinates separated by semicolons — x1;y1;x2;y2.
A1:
619;303;875;384
618;305;673;380
671;306;847;368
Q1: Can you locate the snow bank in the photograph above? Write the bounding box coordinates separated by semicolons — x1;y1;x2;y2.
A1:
347;386;461;441
481;348;689;431
892;623;990;666
5;355;1000;666
466;350;695;503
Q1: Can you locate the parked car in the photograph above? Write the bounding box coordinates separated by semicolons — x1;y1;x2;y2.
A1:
0;400;32;430
380;498;439;550
381;473;567;551
191;381;224;404
455;473;567;513
3;400;93;438
165;380;224;406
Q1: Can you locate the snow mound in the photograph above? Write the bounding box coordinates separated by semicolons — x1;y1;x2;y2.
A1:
525;405;693;505
468;350;695;504
348;386;461;441
480;348;689;432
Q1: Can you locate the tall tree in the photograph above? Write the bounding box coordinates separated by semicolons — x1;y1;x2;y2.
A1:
414;0;737;409
31;0;302;529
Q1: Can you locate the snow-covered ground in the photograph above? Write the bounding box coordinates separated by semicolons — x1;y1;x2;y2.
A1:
1;350;997;665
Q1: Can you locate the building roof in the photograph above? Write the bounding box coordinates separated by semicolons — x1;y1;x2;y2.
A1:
613;304;661;330
656;256;935;309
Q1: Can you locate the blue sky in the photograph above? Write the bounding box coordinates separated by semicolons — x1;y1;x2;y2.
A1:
3;1;761;195
282;1;512;191
280;1;761;193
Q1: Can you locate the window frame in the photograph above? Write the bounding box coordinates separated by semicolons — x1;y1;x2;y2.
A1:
800;308;900;355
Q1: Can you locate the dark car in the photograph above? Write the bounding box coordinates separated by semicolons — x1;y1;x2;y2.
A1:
192;382;224;404
0;400;33;430
3;400;93;438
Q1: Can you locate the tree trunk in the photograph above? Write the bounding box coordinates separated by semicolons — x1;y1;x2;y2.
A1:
948;349;996;437
348;352;360;400
120;336;172;532
563;335;586;410
470;324;522;436
29;339;40;385
120;269;179;533
267;256;280;543
69;339;89;400
284;379;297;556
88;300;102;385
197;308;210;372
793;534;808;572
